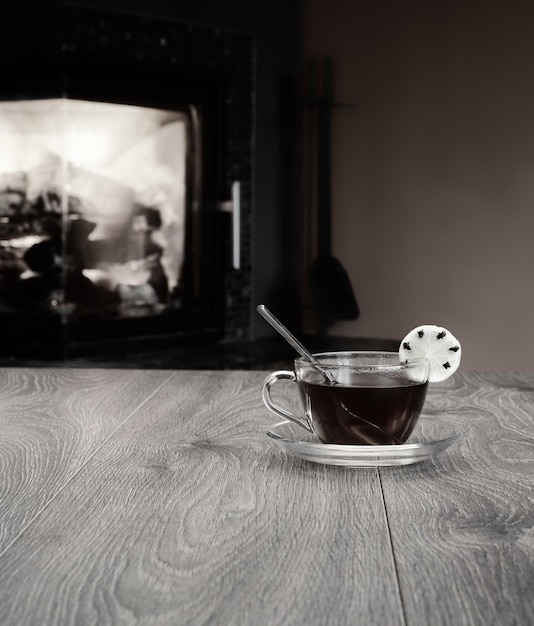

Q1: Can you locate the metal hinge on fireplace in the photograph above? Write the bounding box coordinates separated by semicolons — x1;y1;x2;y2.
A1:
218;181;241;270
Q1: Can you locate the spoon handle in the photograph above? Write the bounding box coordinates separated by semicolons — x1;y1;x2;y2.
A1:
256;305;318;363
256;305;337;385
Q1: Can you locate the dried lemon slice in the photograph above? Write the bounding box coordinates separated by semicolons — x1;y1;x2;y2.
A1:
399;325;462;383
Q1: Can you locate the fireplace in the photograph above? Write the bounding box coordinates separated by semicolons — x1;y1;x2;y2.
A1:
0;3;253;358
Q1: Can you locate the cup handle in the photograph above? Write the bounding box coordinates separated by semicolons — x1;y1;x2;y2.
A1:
262;370;314;433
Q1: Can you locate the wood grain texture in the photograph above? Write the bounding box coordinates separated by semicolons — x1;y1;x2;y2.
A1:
0;370;403;626
1;368;532;625
0;367;174;552
380;371;534;626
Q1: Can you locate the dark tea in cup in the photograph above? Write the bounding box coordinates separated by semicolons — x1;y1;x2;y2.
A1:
298;373;427;445
262;352;430;446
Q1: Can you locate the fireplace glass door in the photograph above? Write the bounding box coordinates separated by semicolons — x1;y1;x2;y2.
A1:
0;88;223;357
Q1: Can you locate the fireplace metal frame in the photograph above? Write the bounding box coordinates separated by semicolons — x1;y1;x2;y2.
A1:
0;3;254;358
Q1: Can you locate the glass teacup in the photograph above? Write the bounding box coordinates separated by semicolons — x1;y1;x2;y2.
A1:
262;351;430;445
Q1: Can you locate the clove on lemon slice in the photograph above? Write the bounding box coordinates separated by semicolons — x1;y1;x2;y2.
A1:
399;325;462;383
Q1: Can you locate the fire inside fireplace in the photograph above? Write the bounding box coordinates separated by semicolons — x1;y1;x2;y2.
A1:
0;97;194;319
0;4;254;359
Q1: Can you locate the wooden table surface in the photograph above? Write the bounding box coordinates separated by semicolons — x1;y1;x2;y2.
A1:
0;367;532;625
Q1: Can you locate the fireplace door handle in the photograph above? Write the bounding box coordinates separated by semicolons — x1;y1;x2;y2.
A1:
219;181;241;270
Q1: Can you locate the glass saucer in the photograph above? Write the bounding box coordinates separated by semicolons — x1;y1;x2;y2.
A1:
266;417;460;468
